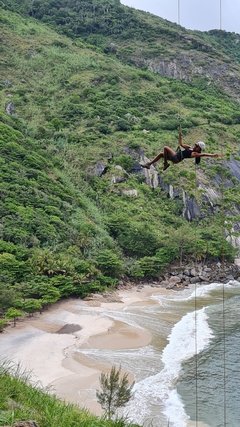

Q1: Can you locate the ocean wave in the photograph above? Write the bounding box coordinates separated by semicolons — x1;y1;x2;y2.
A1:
188;280;240;300
125;308;213;427
152;280;240;304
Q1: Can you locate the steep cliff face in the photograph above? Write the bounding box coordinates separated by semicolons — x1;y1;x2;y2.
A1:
139;155;240;251
126;49;240;102
139;156;200;221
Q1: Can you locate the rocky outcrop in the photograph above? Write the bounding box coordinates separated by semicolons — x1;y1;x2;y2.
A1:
140;157;201;221
182;190;201;221
146;262;240;290
94;150;240;244
121;189;138;197
225;157;240;182
90;161;109;177
2;79;12;87
135;51;240;102
115;262;240;292
141;162;159;190
139;153;240;233
110;165;128;184
5;101;15;116
226;223;240;250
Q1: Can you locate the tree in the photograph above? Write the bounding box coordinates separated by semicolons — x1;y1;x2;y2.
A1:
6;308;25;327
0;283;17;312
96;250;123;277
0;318;8;333
96;366;134;420
22;299;42;316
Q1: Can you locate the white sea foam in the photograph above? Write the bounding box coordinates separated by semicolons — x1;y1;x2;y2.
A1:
79;345;160;380
182;280;240;302
152;280;240;304
124;308;213;427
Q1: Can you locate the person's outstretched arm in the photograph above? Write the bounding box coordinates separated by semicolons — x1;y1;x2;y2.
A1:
191;152;222;158
178;127;191;149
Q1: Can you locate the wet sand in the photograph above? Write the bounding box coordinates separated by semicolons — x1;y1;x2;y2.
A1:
0;286;165;415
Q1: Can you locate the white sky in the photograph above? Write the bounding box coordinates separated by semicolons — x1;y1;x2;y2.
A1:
120;0;240;34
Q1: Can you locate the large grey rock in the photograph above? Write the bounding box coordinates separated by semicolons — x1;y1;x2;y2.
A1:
121;189;138;197
2;79;12;87
182;190;201;221
5;101;15;115
190;277;200;284
111;176;126;184
91;161;109;177
225;158;240;182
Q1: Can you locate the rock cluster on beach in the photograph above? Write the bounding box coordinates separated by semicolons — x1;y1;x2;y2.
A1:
114;262;240;293
85;263;240;305
162;263;240;289
151;262;240;290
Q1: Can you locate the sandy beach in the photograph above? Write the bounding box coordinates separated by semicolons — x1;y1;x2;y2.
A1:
0;285;164;415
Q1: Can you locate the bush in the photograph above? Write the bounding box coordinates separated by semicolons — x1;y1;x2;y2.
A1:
97;366;134;420
114;155;135;172
129;256;164;279
116;119;132;132
96;250;124;277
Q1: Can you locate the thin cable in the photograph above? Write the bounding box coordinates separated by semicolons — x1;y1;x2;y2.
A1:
194;163;199;426
177;0;181;126
219;0;222;30
219;1;226;418
222;281;227;426
178;0;180;26
194;287;198;425
220;141;227;426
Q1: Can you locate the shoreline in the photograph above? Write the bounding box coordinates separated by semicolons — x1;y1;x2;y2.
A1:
0;284;167;415
1;278;238;426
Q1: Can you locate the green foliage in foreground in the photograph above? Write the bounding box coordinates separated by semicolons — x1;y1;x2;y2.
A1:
0;362;138;427
97;366;134;420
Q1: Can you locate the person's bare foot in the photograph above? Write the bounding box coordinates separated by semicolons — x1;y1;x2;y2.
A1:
163;162;170;171
141;162;151;169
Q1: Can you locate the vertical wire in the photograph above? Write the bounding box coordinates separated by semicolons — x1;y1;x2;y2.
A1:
219;1;226;419
178;0;180;25
220;141;227;426
195;287;198;425
222;281;227;426
219;0;222;30
177;0;182;131
219;0;226;410
194;163;199;426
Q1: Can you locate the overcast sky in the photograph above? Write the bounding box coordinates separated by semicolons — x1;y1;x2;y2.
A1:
120;0;240;34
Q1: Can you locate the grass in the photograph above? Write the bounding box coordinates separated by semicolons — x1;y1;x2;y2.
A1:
0;360;138;427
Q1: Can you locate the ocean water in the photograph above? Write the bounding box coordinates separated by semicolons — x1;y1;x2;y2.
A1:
78;280;240;427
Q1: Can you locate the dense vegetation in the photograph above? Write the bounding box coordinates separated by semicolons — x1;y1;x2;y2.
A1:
0;1;239;331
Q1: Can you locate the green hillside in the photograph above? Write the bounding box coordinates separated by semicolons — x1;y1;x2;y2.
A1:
0;2;239;327
2;0;240;101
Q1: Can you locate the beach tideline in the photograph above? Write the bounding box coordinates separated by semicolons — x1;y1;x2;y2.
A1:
0;286;162;415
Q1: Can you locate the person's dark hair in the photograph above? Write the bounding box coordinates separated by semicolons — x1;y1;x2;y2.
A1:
195;157;201;165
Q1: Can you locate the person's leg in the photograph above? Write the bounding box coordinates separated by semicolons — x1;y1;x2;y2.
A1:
142;146;177;169
141;152;164;169
163;146;178;170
